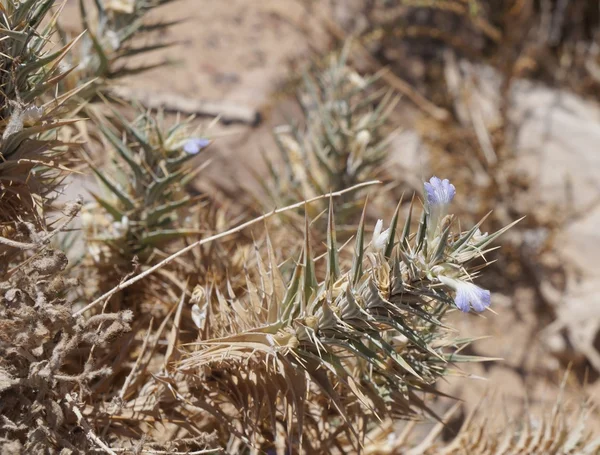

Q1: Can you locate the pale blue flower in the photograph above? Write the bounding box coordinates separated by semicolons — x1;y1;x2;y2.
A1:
424;176;455;208
183;137;211;155
424;176;456;241
438;275;490;313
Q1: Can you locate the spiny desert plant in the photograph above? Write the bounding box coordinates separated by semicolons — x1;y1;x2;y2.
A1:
0;2;138;453
79;107;249;317
4;1;599;454
260;45;399;223
177;177;519;453
347;1;564;295
61;0;179;96
0;0;84;261
82;109;209;262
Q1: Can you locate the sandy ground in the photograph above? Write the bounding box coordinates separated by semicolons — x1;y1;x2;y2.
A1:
61;0;600;435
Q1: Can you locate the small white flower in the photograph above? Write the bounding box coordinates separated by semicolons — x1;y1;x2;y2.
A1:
191;303;207;329
472;228;488;244
355;130;371;148
112;215;129;238
372;219;391;252
348;71;367;89
438;275;491;313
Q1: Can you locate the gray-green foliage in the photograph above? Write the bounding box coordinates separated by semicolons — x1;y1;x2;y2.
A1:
261;45;398;221
82;109;205;262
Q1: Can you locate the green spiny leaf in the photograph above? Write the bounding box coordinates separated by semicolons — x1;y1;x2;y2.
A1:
351;201;367;285
401;194;415;248
384;194;403;259
325;197;340;286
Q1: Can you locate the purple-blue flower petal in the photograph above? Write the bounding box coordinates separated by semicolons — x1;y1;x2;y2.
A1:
439;275;491;313
455;282;490;313
454;289;471;312
471;288;490;312
424;176;456;206
183;137;211;155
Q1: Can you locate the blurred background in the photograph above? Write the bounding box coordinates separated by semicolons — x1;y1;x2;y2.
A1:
59;0;600;441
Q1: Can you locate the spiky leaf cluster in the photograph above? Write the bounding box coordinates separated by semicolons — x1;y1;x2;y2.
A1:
261;46;398;222
81;110;207;264
178;187;513;452
62;0;178;95
79;108;250;315
0;0;82;257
